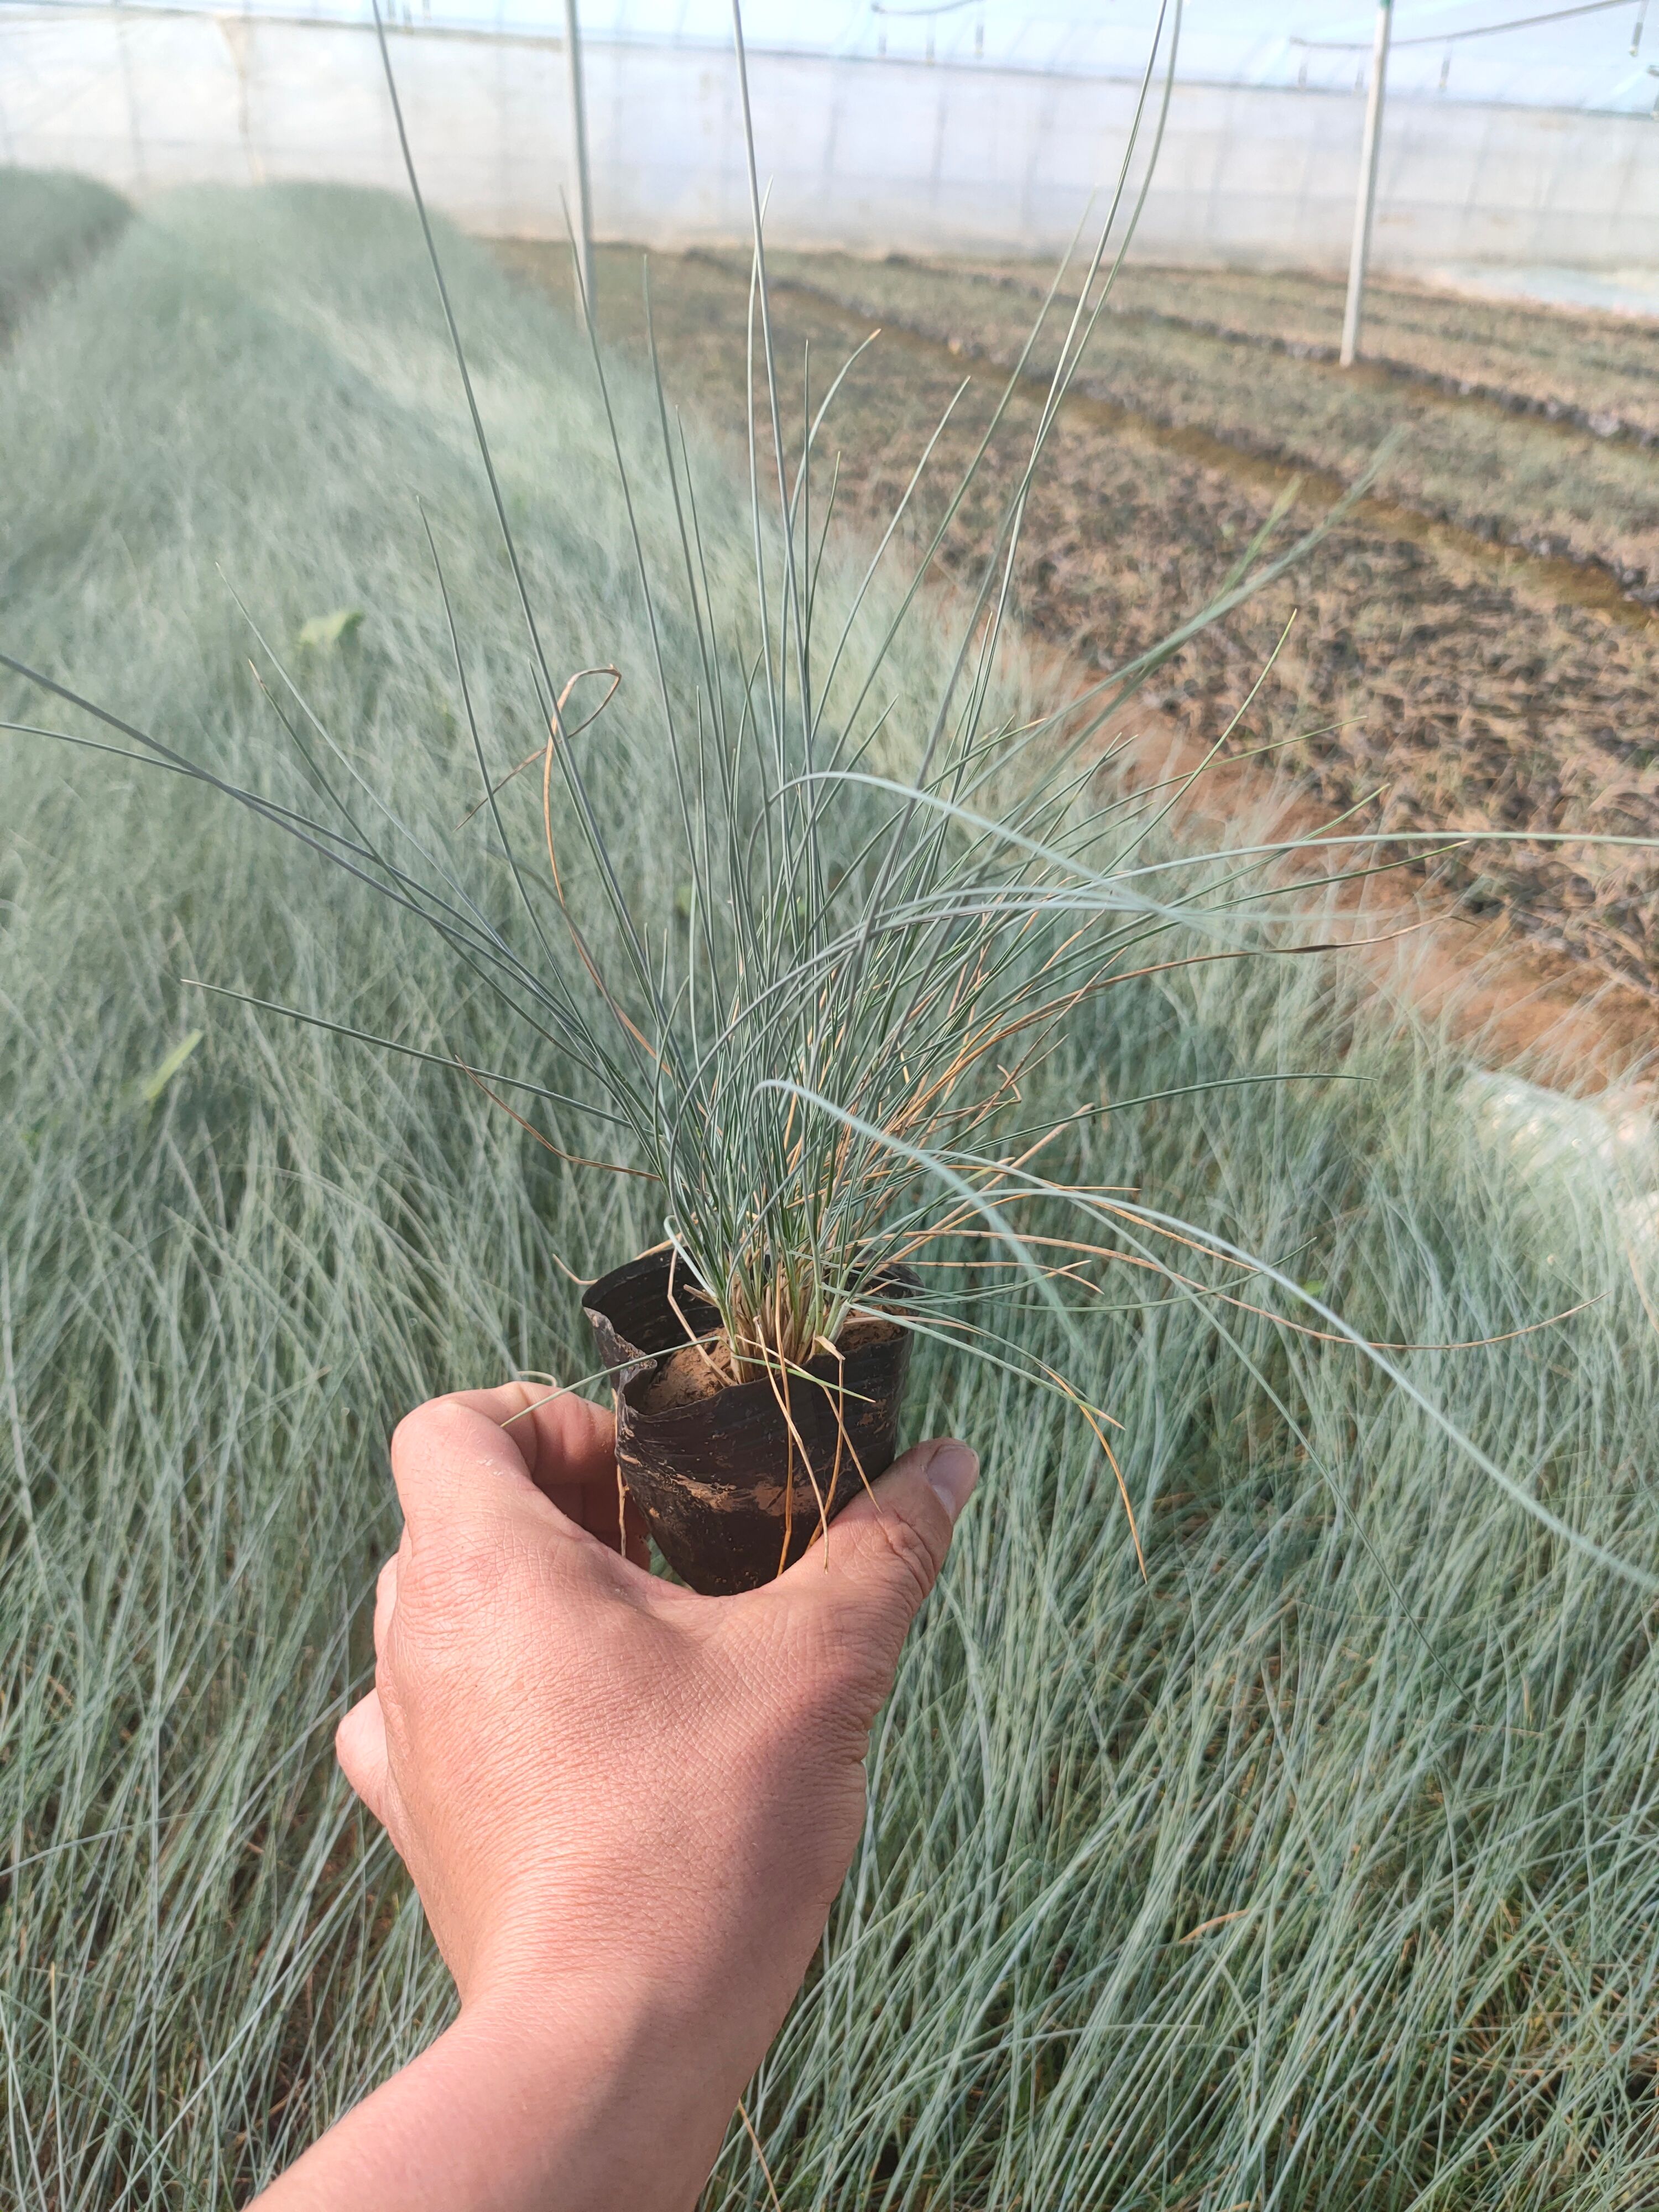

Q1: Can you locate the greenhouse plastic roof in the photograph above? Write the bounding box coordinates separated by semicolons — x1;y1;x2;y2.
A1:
12;0;1659;112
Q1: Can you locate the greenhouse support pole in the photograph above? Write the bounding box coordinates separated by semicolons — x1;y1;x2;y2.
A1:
1339;0;1392;368
563;0;596;321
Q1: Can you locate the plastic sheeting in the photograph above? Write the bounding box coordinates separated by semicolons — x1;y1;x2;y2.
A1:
2;6;1656;270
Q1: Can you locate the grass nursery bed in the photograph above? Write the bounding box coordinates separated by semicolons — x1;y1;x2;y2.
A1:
3;181;1659;2207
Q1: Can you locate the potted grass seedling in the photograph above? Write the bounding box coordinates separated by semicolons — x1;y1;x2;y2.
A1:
14;3;1572;1601
0;14;1366;1594
421;8;1387;1594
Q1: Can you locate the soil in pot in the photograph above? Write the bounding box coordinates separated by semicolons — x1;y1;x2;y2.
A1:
585;1248;915;1596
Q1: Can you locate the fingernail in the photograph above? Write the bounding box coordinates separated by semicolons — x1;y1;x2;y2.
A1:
922;1440;978;1523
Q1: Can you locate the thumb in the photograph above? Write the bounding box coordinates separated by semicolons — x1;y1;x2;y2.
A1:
336;1687;391;1828
776;1436;978;1655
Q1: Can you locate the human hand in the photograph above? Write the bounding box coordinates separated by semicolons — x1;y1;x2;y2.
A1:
254;1381;977;2212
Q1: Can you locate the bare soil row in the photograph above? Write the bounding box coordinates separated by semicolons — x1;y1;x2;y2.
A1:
944;255;1659;446
499;241;1659;1070
759;251;1659;602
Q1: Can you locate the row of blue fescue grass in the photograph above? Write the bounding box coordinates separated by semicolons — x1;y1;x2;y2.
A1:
3;175;1659;2206
0;166;127;339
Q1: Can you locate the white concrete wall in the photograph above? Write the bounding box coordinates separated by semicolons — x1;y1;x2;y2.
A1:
2;11;1655;273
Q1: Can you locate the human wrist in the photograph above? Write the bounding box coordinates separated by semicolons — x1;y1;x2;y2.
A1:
258;1961;735;2212
446;1965;740;2212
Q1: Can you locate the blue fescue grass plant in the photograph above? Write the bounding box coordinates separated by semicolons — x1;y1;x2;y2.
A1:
2;6;1423;1538
7;4;1657;1589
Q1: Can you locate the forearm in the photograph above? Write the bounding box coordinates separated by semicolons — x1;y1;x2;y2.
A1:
252;1984;733;2212
265;1395;970;2209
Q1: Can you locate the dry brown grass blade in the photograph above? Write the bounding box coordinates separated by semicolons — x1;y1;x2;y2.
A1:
454;1057;658;1179
734;2096;783;2212
1034;1354;1145;1577
456;664;621;826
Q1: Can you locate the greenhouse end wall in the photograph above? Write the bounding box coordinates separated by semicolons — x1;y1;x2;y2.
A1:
2;13;1655;273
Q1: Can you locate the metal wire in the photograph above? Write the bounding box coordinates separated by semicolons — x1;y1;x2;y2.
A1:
1290;0;1634;54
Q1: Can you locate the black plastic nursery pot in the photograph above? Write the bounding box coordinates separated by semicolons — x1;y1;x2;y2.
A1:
584;1249;916;1596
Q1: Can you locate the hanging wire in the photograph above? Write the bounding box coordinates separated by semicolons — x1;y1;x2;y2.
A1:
1290;0;1634;51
